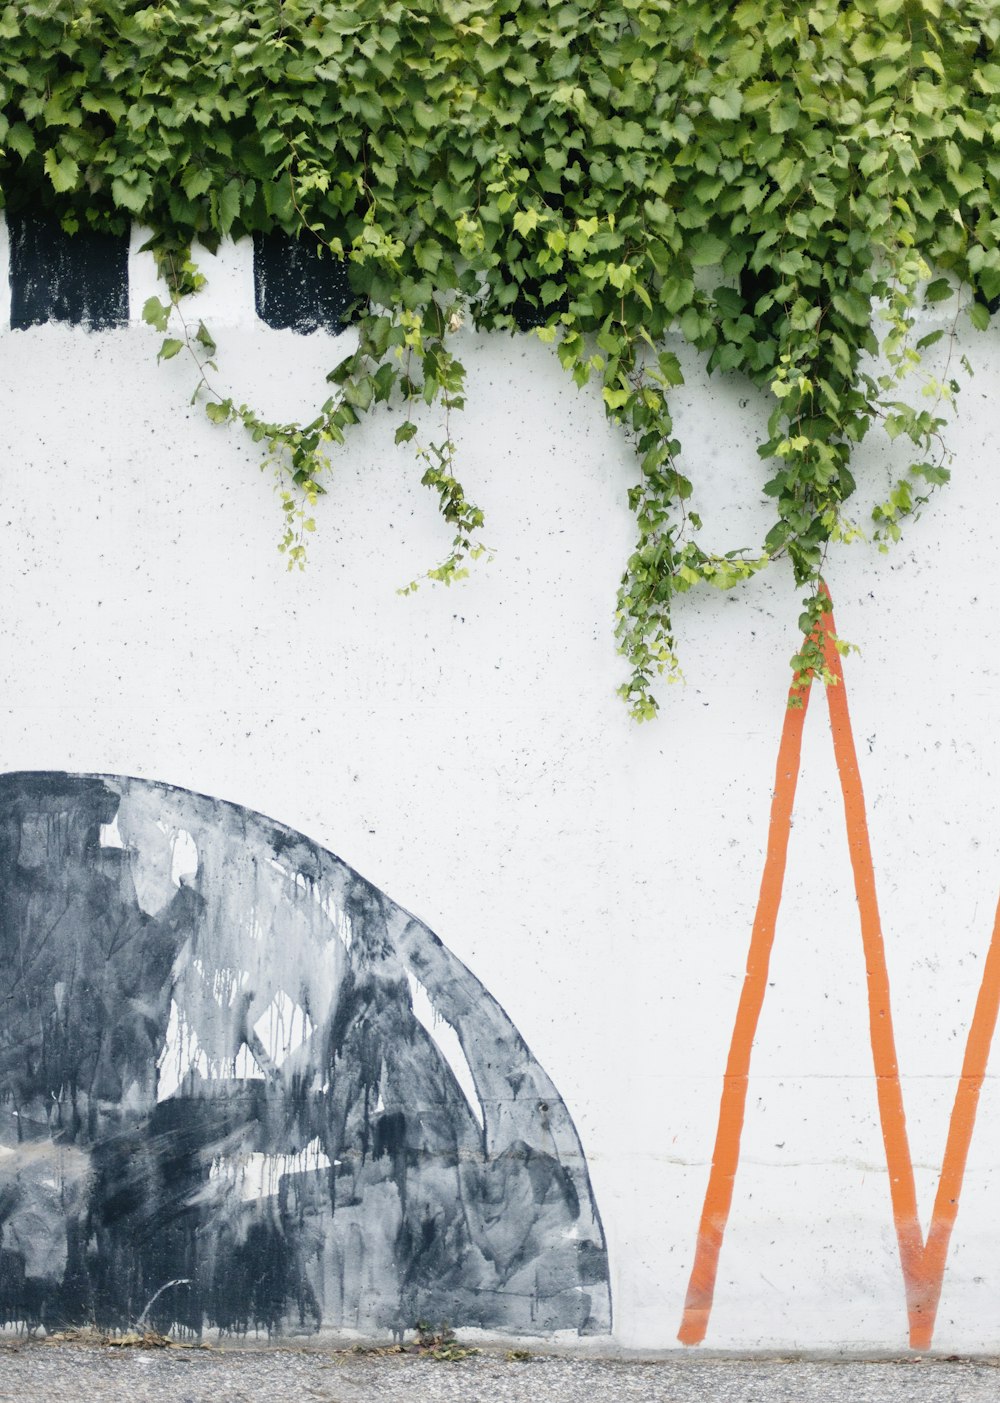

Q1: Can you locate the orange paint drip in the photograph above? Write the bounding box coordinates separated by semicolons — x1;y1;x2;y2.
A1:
678;594;1000;1351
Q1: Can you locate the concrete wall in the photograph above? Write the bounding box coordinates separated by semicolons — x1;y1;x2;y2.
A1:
2;217;1000;1350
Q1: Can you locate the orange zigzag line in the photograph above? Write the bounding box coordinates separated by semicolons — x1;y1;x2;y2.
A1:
678;595;1000;1350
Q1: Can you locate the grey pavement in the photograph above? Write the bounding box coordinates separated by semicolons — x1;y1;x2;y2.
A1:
0;1342;998;1403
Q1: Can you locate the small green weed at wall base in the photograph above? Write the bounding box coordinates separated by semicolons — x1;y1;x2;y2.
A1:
1;0;998;715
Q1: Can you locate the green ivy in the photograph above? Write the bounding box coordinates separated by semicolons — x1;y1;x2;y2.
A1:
1;0;998;715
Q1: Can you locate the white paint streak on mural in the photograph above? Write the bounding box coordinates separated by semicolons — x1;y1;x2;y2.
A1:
207;1140;333;1205
405;970;485;1136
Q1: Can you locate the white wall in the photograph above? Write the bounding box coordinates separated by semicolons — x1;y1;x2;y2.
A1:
3;224;1000;1351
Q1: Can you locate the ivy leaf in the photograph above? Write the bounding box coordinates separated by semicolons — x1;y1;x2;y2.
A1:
157;338;184;361
769;104;799;133
372;363;397;402
657;351;684;386
689;233;728;267
969;302;991;331
142;297;170;333
831;289;870;326
924;278;953;303
43;149;79;193
708;89;743;122
195;322;217;355
6;122;33;159
218;178;242;234
182;167;213;200
111;176;149;214
344;377;374;411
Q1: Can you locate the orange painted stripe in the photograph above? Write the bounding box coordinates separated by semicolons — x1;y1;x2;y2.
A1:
913;901;1000;1346
677;668;811;1345
678;593;1000;1350
819;605;925;1323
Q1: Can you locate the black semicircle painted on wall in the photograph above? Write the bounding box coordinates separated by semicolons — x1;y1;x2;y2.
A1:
0;771;610;1338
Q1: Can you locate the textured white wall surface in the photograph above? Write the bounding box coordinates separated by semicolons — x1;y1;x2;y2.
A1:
3;221;1000;1351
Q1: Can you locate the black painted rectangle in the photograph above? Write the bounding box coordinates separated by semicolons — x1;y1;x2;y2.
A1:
8;213;129;331
253;231;355;333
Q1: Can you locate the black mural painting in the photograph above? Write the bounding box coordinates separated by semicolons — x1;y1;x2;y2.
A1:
0;772;610;1337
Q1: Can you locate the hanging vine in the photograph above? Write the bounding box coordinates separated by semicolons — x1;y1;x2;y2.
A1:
1;0;997;715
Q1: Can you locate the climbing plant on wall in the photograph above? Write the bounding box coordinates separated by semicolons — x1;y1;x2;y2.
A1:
1;0;998;715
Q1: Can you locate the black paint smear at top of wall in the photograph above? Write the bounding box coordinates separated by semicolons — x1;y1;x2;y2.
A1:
4;215;554;334
253;232;359;333
7;213;129;331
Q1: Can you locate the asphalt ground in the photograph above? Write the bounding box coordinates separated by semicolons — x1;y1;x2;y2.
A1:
0;1341;998;1403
